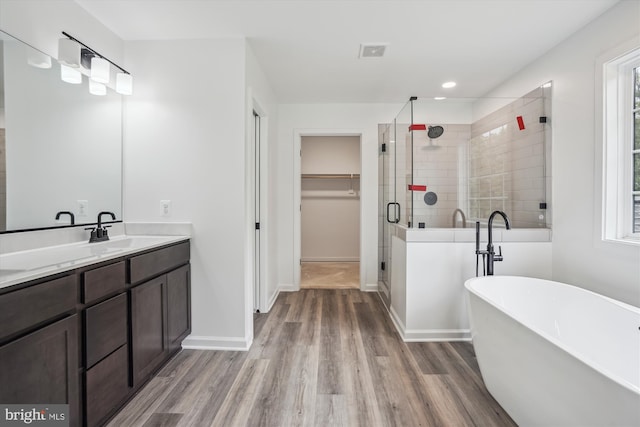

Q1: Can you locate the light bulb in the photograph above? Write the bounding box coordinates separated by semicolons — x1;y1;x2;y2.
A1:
89;80;106;96
115;72;133;95
61;64;82;84
58;38;80;68
90;56;110;84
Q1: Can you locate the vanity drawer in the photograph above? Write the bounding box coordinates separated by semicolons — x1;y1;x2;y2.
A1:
83;261;126;304
85;344;130;427
85;293;127;368
0;275;77;341
129;241;190;284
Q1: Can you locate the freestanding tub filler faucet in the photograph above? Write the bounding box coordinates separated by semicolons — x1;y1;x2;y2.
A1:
475;210;512;276
486;210;511;275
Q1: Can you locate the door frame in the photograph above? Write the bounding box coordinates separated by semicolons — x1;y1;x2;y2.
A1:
248;96;268;315
293;129;365;290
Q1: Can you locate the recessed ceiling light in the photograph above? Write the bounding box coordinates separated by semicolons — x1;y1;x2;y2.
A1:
359;43;389;58
434;97;446;100
442;81;457;88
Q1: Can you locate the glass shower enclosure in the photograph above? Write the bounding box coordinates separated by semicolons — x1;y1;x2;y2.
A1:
378;83;552;306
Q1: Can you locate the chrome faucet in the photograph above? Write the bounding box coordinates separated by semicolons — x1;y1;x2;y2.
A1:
452;208;467;228
86;211;116;243
475;210;511;276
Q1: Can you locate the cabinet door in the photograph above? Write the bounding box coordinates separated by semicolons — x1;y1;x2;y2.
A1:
130;275;167;386
167;264;191;352
85;344;129;426
0;315;79;427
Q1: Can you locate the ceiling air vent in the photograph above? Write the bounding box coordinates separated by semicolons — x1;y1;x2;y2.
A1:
359;43;388;58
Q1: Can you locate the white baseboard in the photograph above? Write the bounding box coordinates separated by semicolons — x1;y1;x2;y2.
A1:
301;257;359;262
363;282;379;292
182;335;251;351
389;305;407;338
278;283;297;292
388;306;470;342
266;288;280;312
402;329;471;342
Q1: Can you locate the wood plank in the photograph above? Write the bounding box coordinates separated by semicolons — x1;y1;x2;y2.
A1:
314;394;347;427
141;413;183;427
209;359;270;427
110;290;516;427
339;291;384;426
407;342;452;375
421;374;476;426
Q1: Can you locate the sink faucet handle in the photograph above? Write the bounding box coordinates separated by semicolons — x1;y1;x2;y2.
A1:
495;245;504;261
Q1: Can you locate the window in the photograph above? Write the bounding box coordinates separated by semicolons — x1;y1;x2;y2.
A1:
602;46;640;243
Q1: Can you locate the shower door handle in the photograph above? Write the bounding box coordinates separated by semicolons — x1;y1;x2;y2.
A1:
386;202;400;224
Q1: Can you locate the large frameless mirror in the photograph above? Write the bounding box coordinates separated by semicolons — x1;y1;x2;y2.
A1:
0;29;122;232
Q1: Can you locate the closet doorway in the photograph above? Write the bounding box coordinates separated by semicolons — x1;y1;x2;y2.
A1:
300;136;360;289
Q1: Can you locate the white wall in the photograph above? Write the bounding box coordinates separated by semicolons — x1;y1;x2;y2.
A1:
123;39;250;349
482;0;640;306
276;103;403;290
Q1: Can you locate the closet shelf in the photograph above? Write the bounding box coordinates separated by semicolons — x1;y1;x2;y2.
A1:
302;173;360;179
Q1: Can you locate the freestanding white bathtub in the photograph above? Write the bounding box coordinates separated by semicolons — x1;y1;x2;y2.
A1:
465;275;640;427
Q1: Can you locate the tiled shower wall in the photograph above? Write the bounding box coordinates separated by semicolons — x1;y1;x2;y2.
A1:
410;124;471;227
380;86;551;230
468;87;549;228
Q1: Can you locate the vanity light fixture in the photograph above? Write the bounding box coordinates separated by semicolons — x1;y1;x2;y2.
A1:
26;46;52;69
58;31;133;95
115;72;133;95
61;64;82;84
58;37;81;68
89;80;107;96
90;56;110;83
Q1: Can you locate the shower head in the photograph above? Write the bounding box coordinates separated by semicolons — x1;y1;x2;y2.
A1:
428;125;444;139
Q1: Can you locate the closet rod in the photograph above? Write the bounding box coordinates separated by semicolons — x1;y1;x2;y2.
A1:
301;173;360;179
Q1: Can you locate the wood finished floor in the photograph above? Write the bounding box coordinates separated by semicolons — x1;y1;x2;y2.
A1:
107;290;516;427
300;262;360;289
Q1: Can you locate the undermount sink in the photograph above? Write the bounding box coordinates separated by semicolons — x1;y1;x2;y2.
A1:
0;236;178;274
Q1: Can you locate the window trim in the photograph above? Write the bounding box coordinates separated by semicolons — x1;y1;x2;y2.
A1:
599;41;640;246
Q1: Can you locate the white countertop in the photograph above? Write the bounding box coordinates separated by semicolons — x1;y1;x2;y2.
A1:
0;234;190;290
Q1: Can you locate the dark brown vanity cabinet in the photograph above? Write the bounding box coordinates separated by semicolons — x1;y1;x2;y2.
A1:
0;275;80;427
129;241;191;387
131;275;167;386
0;239;190;427
84;293;129;426
167;264;191;352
